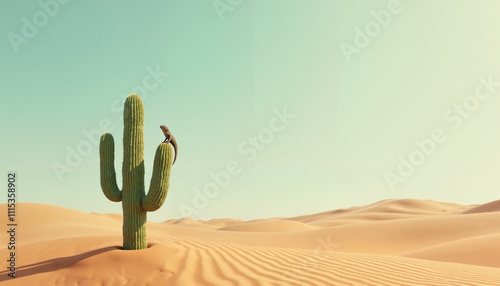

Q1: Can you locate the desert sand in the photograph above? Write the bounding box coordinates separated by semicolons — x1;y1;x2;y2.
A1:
1;199;500;285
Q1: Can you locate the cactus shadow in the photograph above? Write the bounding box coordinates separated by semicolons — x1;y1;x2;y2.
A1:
0;246;120;281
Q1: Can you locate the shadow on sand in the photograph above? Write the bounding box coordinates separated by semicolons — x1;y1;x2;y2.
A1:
0;246;120;281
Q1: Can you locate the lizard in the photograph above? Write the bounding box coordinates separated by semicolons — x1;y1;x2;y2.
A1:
160;125;178;165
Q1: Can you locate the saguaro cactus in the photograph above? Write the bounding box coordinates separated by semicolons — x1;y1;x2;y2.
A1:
99;94;173;250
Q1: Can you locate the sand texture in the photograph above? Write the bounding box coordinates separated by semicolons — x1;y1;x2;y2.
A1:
1;199;500;285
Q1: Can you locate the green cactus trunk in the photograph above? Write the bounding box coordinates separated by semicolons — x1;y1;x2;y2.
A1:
122;95;146;250
99;94;172;250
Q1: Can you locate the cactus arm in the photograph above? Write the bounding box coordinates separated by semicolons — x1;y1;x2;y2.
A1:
142;143;173;212
99;133;122;202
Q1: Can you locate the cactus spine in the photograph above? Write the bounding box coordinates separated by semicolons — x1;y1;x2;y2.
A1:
99;94;172;250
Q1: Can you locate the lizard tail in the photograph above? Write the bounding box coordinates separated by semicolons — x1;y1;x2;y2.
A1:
171;141;178;165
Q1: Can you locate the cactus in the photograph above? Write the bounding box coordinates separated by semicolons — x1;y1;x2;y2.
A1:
99;94;173;250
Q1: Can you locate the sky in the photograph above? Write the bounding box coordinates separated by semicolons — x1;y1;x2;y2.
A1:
1;0;500;222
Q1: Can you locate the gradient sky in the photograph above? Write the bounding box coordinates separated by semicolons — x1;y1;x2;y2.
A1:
1;0;500;222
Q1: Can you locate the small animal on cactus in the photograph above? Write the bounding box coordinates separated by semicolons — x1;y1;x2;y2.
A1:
160;125;178;165
99;94;175;250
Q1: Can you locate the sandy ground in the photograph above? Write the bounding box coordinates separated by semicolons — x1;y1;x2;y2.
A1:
1;199;500;285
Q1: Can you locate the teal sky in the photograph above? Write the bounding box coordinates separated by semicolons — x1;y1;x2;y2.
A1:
1;0;500;222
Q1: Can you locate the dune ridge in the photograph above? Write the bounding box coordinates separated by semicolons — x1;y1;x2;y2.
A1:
1;199;500;285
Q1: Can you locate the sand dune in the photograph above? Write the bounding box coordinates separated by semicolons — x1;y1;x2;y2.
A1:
1;199;500;285
217;219;317;232
461;199;500;214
